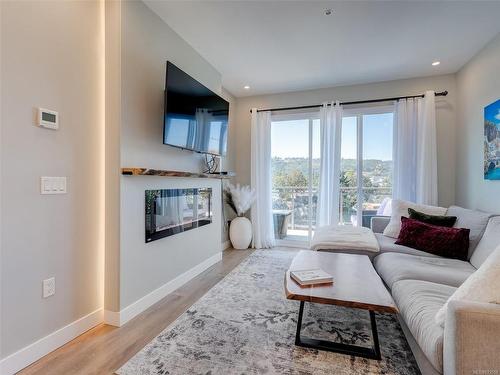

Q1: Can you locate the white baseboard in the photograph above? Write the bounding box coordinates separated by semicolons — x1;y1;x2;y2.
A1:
103;309;121;327
0;308;103;375
104;251;223;327
222;240;231;250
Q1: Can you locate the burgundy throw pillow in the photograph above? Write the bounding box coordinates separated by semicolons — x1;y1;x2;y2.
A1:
395;217;470;260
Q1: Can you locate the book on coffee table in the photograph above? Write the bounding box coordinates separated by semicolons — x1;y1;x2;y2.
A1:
290;269;333;286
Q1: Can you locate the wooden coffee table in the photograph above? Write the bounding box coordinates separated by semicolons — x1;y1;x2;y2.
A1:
285;250;398;360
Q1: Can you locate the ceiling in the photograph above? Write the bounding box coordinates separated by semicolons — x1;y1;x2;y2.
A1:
144;1;500;97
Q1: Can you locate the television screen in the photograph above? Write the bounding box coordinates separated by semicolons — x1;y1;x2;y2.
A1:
163;62;229;156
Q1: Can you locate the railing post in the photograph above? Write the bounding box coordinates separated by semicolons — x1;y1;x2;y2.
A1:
340;189;344;225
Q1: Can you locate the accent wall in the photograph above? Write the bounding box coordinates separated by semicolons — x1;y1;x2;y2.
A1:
456;32;500;213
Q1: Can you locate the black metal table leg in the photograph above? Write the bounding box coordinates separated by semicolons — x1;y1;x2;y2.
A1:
295;301;305;345
369;310;381;360
294;301;382;360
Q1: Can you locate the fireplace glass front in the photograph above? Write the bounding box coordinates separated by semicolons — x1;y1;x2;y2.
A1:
145;188;212;243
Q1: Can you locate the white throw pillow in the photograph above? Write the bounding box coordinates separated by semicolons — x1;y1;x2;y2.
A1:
382;199;447;238
435;246;500;327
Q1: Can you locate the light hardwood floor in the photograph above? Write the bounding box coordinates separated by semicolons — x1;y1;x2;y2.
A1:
18;248;254;375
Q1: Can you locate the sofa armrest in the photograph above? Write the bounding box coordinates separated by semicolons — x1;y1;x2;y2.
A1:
443;300;500;375
370;216;390;233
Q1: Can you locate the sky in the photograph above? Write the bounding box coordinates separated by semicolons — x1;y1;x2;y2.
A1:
271;112;394;161
485;99;500;127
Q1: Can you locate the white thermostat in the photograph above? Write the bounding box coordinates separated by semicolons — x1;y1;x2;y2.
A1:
37;108;59;130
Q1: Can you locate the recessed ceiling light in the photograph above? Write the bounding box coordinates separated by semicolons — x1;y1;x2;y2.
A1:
432;61;441;66
243;85;250;90
325;8;333;16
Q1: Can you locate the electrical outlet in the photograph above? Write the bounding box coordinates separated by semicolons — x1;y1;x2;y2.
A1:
43;277;56;298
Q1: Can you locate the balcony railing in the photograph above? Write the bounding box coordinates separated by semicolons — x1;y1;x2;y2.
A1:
272;186;317;232
272;186;392;239
339;186;392;227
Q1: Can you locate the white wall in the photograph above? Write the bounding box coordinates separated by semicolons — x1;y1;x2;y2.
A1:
233;74;458;207
121;1;222;171
116;1;229;311
0;0;103;360
455;33;500;213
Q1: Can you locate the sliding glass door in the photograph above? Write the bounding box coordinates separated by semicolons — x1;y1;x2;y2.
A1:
270;107;393;244
341;108;394;227
271;113;320;244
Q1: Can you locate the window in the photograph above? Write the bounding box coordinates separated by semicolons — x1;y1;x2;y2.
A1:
341;108;394;227
271;113;320;244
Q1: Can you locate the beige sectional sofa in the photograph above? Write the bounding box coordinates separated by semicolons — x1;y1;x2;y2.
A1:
371;207;500;375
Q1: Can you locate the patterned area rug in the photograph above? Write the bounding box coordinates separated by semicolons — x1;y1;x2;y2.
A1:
117;249;420;375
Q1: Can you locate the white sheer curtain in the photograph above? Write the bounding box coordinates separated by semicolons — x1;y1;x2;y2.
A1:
316;101;343;226
393;98;418;202
250;109;275;248
393;91;437;205
416;92;438;205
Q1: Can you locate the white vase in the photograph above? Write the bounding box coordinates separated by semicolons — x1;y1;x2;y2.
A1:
229;216;252;249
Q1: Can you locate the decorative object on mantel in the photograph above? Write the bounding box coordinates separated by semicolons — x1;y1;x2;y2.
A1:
224;183;255;249
122;168;234;179
203;154;219;174
484;99;500;180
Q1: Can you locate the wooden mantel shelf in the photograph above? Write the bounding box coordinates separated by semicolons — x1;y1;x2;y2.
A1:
121;167;235;179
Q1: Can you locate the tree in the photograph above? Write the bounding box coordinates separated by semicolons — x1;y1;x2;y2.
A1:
273;169;307;188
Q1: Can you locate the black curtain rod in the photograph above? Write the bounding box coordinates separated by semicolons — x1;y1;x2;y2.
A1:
252;90;448;113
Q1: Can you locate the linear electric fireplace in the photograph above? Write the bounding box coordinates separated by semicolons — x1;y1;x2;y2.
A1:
145;188;212;243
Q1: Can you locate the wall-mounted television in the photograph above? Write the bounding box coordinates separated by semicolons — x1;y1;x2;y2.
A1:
163;61;229;156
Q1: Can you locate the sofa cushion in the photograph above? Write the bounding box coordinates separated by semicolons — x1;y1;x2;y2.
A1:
435;246;500;327
392;280;456;372
375;233;440;258
395;217;470;260
470;216;500;269
374;252;476;289
446;206;496;258
383;199;447;238
408;207;457;227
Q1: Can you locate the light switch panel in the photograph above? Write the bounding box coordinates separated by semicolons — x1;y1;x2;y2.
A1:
43;277;56;298
41;177;67;194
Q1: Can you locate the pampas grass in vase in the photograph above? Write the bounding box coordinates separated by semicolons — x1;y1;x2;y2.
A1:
224;183;256;249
